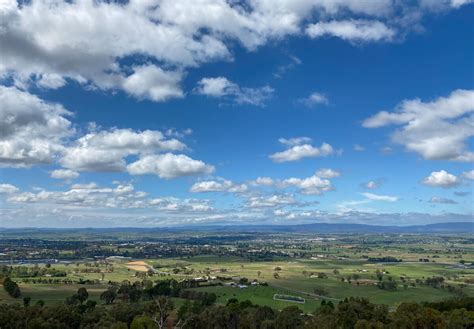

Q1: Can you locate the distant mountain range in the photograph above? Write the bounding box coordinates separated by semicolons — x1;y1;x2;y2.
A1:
0;222;472;235
206;222;474;234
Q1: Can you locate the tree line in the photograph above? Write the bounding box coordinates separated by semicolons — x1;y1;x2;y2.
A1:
0;288;473;328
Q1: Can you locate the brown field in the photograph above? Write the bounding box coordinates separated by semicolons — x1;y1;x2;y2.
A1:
126;261;152;272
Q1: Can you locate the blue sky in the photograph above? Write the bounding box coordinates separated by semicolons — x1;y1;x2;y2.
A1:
0;0;473;227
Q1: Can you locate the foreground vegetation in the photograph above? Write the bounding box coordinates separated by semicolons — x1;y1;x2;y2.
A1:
1;292;473;328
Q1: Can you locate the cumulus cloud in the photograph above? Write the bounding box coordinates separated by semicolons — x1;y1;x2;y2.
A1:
60;128;186;172
361;192;399;202
306;20;395;42
246;194;297;208
0;0;230;100
50;169;79;180
0;86;74;167
250;169;341;195
353;144;365;152
0;87;206;176
0;183;19;194
251;177;275;186
429;196;458;204
195;77;273;106
461;170;474;180
422;170;460;188
122;65;184;102
127;153;214;179
299;92;329;107
282;173;334;195
315;168;341;179
363;89;474;162
6;182;213;213
148;198;213;213
8;183;143;208
270;142;334;162
0;0;468;102
190;179;247;193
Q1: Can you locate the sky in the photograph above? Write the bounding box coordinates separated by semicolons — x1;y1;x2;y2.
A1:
0;0;473;228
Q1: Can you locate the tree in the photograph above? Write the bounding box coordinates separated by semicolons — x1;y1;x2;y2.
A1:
23;296;31;307
77;287;89;304
101;287;117;305
276;306;303;329
130;315;156;329
3;277;21;298
148;296;174;329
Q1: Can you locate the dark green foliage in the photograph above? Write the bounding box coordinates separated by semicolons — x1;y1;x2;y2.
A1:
100;286;117;305
377;280;397;291
424;276;445;288
3;276;21;298
0;295;473;329
367;256;400;263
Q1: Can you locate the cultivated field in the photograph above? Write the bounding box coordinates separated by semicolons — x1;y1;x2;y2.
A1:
1;232;473;311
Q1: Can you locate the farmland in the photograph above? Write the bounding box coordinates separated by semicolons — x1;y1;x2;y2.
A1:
1;229;473;311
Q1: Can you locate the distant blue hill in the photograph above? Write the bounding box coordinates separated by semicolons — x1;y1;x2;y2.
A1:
0;222;472;234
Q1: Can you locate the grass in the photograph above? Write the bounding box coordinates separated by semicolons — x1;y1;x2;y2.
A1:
0;283;106;305
187;285;321;313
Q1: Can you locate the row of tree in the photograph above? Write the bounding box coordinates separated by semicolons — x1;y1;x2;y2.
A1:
0;295;473;328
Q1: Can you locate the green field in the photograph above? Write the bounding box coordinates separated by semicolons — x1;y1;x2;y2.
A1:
3;254;472;310
2;232;473;313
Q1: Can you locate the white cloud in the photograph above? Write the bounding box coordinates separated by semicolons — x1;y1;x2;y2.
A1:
278;137;313;147
0;86;74;167
36;74;67;89
0;183;19;194
363;89;474;162
60;128;186;172
315;168;340;179
353;144;365;152
194;77;236;97
190;179;247;193
0;0;467;103
429;196;458;204
365;181;380;189
149;197;213;213
450;0;473;8
5;182;213;213
122;65;184;102
306;20;395;42
195;77;273;106
246;194;297;208
0;0;229;100
300;92;329;106
282;173;334;195
127;153;214;179
361;192;399;202
8;183;143;208
251;177;275;186
422;170;460;188
71;183;99;190
461;170;474;180
270;142;334;162
50;169;79;180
